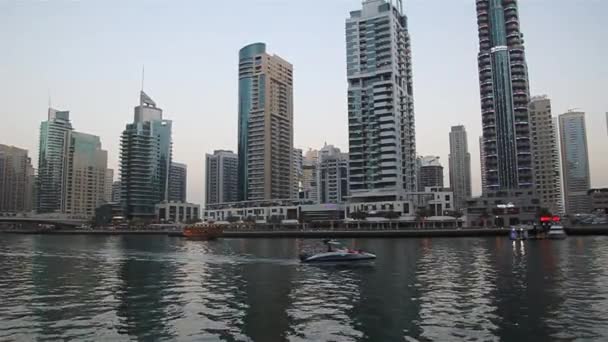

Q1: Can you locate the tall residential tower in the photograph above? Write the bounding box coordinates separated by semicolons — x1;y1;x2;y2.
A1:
417;156;444;191
559;111;591;214
529;96;562;214
37;108;73;213
205;150;238;205
238;43;294;201
449;126;472;210
476;0;533;191
119;91;172;219
0;145;35;213
169;162;187;203
346;0;416;199
62;132;108;218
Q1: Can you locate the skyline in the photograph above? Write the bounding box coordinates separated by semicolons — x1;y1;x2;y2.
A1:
1;0;607;205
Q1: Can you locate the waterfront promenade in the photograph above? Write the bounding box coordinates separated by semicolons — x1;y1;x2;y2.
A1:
2;225;608;238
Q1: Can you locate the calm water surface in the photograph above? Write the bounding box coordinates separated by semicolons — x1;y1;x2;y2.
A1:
1;235;608;341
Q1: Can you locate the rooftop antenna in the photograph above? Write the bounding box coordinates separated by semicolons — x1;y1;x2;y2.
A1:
47;88;51;108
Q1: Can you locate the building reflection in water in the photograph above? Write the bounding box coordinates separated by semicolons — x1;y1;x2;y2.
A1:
547;237;608;339
414;238;499;341
114;236;180;340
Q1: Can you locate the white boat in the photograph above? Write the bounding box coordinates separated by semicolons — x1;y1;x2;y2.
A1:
299;240;376;263
548;225;567;240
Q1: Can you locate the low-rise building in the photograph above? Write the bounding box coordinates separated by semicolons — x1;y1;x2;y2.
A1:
155;201;200;223
347;187;454;218
465;190;540;227
589;188;608;214
204;200;299;223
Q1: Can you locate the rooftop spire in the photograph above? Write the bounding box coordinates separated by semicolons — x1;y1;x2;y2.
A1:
140;91;156;107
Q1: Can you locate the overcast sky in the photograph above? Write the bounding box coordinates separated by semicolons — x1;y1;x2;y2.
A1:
1;0;607;205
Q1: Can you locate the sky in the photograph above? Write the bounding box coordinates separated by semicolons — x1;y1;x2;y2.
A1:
1;0;607;206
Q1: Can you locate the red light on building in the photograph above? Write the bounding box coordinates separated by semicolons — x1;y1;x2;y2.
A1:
540;216;552;222
552;216;561;222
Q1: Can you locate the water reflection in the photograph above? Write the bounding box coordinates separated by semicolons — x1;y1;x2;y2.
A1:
2;235;608;341
415;239;499;341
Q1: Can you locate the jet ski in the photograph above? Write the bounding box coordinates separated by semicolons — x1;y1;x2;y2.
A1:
299;239;376;263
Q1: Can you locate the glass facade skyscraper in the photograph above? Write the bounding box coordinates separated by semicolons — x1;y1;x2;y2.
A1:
559;111;591;214
169;162;187;203
477;0;533;191
37;108;73;213
346;0;416;198
238;43;294;201
120;91;172;219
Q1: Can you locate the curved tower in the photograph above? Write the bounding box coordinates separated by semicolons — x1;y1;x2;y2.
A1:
477;0;532;191
238;43;294;201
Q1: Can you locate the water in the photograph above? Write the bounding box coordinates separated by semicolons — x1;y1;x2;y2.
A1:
1;235;608;341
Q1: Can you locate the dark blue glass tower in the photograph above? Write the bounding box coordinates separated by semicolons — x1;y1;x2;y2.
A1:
477;0;533;191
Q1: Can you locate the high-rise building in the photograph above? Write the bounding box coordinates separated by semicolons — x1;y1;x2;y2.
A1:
417;156;444;191
559;111;591;214
479;136;487;194
205;150;238;205
238;43;293;201
292;148;303;200
0;145;35;213
529;96;562;214
301;149;319;203
169;162;187;202
37;108;73;213
449;126;472;210
477;0;533;191
62;132;108;218
111;181;121;203
104;169;114;203
346;0;416;197
318;145;349;204
120;91;172;219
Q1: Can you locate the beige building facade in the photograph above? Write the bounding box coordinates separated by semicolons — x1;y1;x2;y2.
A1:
62;132;108;218
0;144;35;213
238;43;294;201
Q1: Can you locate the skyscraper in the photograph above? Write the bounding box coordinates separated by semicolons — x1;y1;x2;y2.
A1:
417;156;444;191
120;91;172;219
477;0;533;191
169;162;187;202
529;96;562;214
559;111;591;214
37;108;73;213
346;0;416;197
449;126;472;210
317;145;349;204
292;148;303;200
104;169;114;203
301;149;319;203
238;42;293;201
0;145;35;213
205;150;238;205
479;136;487;194
111;181;121;203
62;132;108;218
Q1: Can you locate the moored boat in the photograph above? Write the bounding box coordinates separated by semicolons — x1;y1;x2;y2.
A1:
547;225;567;240
183;223;223;240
